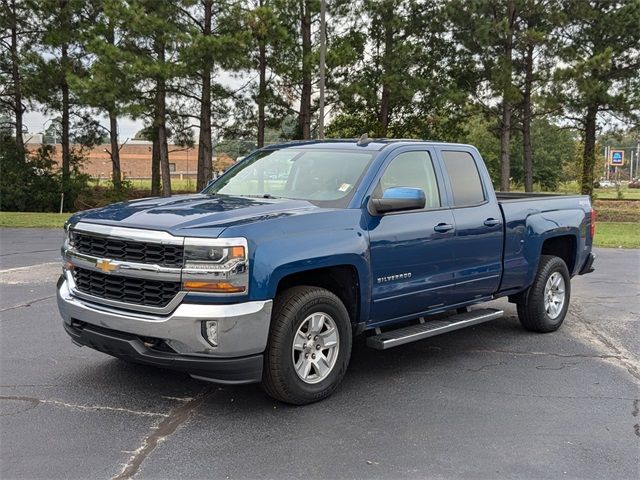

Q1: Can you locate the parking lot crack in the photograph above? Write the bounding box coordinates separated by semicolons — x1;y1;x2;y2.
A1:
112;387;212;480
568;306;640;382
467;361;506;372
438;385;637;402
466;347;623;360
0;295;55;313
0;395;169;418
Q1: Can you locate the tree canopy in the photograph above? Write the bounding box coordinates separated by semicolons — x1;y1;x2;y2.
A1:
1;0;638;204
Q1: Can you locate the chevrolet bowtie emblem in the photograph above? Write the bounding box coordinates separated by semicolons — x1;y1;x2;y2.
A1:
96;259;118;273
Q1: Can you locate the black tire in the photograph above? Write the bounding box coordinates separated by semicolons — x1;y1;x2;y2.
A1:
517;255;571;333
262;286;352;405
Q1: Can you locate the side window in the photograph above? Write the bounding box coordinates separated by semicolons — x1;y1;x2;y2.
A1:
441;150;485;206
379;151;440;209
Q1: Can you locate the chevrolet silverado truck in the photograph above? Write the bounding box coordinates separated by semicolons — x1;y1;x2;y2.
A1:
57;139;596;404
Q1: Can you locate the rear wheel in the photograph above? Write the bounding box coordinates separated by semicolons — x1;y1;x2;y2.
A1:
517;255;571;333
262;286;352;405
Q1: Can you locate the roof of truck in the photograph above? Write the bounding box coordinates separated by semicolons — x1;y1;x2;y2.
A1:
262;139;475;152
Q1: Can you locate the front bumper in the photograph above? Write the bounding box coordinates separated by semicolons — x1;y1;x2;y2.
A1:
57;276;272;384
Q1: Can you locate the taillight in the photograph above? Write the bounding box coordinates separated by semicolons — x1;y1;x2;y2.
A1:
590;210;596;238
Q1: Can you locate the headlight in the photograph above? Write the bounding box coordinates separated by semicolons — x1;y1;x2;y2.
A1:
63;222;75;250
182;238;249;294
62;223;75;273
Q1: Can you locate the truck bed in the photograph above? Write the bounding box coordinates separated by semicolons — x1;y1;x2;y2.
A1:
496;192;585;202
496;192;593;294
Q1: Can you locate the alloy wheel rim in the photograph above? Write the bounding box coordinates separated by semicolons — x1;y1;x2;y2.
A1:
292;312;340;384
544;272;566;320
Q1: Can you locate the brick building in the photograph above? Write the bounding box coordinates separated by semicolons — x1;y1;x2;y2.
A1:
25;140;236;180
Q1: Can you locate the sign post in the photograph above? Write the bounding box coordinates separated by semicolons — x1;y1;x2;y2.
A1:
609;150;624;183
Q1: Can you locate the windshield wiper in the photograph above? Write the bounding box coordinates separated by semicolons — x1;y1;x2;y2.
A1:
235;194;279;199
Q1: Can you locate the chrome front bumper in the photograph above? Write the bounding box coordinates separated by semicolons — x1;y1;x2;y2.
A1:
57;276;273;358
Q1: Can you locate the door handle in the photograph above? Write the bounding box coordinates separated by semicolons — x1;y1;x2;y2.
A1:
484;218;501;227
434;223;454;233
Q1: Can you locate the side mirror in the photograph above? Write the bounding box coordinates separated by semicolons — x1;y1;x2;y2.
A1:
370;187;426;214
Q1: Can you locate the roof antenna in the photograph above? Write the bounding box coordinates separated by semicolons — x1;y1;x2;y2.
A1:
357;133;370;146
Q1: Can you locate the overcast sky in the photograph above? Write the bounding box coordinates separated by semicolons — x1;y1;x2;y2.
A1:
24;110;147;141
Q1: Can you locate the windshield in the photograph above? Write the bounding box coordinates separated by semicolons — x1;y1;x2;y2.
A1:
205;148;373;206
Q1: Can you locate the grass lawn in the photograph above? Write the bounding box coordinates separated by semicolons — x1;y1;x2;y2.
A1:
90;178;199;193
517;181;640;200
594;188;640;200
0;212;69;228
593;222;640;249
1;212;638;249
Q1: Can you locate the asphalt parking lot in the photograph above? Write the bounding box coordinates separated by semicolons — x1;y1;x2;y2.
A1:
1;227;638;480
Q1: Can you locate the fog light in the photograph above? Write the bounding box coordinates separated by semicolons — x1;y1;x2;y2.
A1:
203;320;218;346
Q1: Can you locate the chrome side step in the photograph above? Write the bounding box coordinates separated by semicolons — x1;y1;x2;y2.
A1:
366;308;504;350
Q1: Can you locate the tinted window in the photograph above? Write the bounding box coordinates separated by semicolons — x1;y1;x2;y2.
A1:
379;151;440;209
442;150;485;206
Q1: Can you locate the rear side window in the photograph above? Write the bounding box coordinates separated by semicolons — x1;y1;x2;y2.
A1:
441;150;485;206
379;151;440;209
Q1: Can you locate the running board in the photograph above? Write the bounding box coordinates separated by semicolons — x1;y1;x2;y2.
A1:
366;308;504;350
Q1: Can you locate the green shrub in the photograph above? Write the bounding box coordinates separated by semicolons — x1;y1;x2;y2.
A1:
0;134;91;212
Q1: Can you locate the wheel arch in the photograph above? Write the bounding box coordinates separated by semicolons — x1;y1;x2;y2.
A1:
274;264;364;327
540;234;578;274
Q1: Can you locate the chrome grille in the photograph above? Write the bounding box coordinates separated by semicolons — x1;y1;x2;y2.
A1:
72;267;181;308
72;232;183;267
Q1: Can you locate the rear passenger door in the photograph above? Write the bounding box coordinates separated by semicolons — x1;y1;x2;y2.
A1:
439;149;503;304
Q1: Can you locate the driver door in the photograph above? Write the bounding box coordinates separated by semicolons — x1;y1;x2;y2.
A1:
367;148;457;323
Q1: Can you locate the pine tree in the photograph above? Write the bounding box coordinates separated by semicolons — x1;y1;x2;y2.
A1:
513;0;561;192
448;0;523;191
32;0;96;208
70;0;136;191
108;0;187;196
269;0;318;140
179;0;250;190
328;0;465;140
554;0;640;196
245;0;290;148
0;0;38;161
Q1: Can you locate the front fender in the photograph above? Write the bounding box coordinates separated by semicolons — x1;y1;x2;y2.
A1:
259;231;370;323
222;209;372;323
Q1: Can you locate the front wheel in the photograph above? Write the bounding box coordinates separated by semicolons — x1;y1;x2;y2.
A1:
517;255;571;333
262;286;352;405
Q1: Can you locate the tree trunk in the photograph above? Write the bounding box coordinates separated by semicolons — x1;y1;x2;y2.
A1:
160;123;171;197
157;90;171;197
109;112;122;190
10;0;25;161
499;0;515;192
500;101;511;192
318;0;326;139
581;105;598;197
197;0;213;190
104;20;121;191
257;40;267;147
61;42;71;207
151;135;160;196
377;21;394;137
297;0;312;139
522;44;534;192
154;38;171;197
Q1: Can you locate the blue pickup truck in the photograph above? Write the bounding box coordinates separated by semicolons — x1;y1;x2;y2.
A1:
57;139;595;404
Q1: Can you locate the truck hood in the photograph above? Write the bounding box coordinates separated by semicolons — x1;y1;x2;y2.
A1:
70;194;325;237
